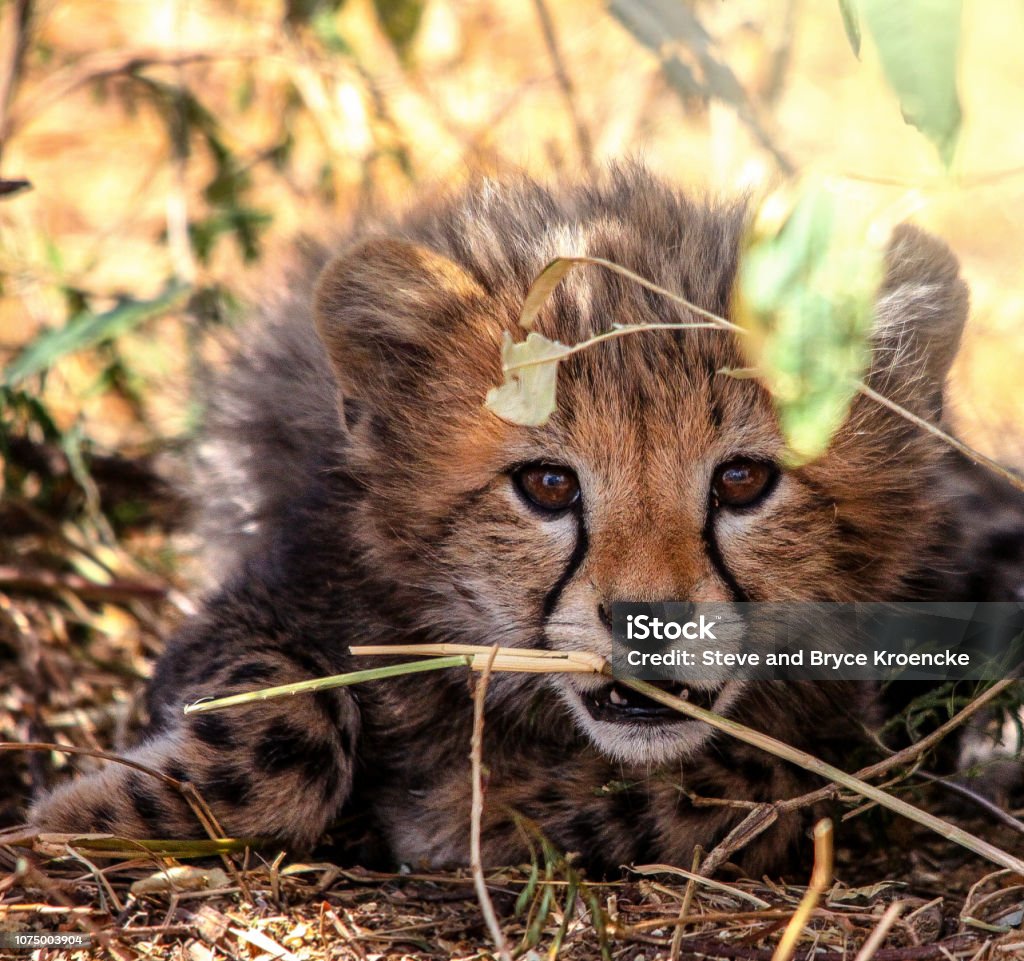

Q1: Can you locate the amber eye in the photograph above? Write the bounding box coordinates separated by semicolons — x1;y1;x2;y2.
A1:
711;458;777;509
513;464;580;513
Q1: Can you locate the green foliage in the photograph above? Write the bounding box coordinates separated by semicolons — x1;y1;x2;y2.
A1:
510;818;605;961
882;679;1024;751
372;0;425;59
118;76;272;264
609;0;749;107
2;282;191;389
284;0;348;27
310;7;355;55
838;0;862;57
189;210;272;265
734;185;884;463
842;0;963;166
609;0;793;171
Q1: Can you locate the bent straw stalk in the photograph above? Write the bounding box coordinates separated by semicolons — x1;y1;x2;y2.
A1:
182;644;1024;876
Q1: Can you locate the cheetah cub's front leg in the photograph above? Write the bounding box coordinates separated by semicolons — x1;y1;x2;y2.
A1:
31;590;360;850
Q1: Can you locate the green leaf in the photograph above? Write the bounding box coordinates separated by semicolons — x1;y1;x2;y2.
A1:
609;0;795;174
838;0;862;57
484;332;572;427
2;281;190;388
183;656;472;714
735;186;885;463
372;0;425;59
311;7;354;55
514;859;540;917
861;0;962;167
285;0;348;27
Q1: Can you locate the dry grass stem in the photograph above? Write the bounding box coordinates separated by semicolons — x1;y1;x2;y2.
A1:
616;677;1024;875
853;901;906;961
856;383;1024;493
669;847;702;961
183;655;473;714
771;819;833;961
469;644;513;961
700;676;1021;874
331;646;1024;876
351;643;608;673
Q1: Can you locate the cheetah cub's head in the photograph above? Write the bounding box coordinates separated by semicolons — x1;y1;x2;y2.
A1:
314;180;967;766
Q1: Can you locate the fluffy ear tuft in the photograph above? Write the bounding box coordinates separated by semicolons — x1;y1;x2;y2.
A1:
314;238;488;398
870;224;968;416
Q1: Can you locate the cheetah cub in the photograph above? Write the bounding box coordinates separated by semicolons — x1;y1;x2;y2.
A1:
31;166;1024;875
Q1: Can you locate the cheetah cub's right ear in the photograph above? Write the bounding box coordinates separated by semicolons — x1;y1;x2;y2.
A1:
872;225;969;419
313;238;491;404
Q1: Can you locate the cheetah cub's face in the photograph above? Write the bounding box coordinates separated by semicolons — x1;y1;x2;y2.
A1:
314;214;967;766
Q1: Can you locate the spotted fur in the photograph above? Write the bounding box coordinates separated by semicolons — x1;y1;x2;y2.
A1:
31;165;1024;875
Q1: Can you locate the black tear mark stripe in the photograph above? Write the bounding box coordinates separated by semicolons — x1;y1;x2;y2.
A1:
542;504;589;621
701;508;749;602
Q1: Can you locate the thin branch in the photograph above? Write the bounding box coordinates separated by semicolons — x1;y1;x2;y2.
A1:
616;676;1024;876
5;49;239;139
469;645;512;961
857;382;1024;494
1;740;248;881
669;847;702;961
854;901;906;961
503;322;726;373
915;769;1024;837
530;0;594;175
519;255;745;333
0;566;167;604
0;0;33;160
700;676;1020;874
0;741;181;789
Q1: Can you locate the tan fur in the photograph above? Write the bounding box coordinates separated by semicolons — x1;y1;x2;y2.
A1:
29;165;1024;876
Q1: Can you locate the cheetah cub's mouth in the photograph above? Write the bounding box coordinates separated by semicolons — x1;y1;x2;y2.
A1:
585;680;722;723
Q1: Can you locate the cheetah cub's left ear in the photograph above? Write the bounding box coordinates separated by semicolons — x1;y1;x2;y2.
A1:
313;238;491;403
872;225;969;418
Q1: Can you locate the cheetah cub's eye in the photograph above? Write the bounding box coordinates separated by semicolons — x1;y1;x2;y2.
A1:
513;464;580;513
711;458;778;509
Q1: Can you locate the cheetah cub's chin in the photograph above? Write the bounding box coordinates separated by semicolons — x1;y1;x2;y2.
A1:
554;674;741;765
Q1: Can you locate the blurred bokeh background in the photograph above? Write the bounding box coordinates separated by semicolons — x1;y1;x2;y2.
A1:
1;0;1022;823
3;0;1023;463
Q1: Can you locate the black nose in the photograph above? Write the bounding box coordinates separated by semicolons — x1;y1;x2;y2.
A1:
597;602;613;630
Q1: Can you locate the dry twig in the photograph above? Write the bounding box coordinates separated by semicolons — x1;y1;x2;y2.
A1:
469;644;512;961
771;819;833;961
